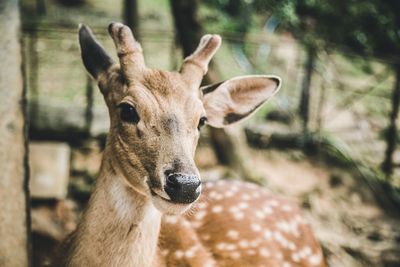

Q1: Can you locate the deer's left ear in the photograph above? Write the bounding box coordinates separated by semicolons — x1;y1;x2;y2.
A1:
201;75;281;128
78;24;115;80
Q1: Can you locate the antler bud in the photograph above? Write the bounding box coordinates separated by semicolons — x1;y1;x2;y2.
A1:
108;22;145;81
180;34;221;87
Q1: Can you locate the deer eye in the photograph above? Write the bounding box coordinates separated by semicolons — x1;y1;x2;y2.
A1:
119;103;140;124
198;116;207;130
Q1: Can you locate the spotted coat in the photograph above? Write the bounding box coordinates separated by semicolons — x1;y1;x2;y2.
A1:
159;180;326;267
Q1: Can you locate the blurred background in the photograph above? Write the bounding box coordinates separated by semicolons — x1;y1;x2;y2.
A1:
1;0;400;266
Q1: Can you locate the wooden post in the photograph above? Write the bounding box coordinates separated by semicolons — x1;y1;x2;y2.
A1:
382;65;400;177
0;0;31;266
299;46;315;134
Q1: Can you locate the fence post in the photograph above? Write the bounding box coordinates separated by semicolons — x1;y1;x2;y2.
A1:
123;0;140;40
299;46;316;134
0;0;31;266
382;65;400;177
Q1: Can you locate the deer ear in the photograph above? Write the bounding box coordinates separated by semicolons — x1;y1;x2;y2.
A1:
201;75;281;128
78;24;114;79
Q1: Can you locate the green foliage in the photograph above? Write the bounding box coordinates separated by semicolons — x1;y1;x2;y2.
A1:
254;0;400;62
202;0;253;34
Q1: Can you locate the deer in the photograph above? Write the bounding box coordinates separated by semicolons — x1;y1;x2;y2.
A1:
55;22;326;267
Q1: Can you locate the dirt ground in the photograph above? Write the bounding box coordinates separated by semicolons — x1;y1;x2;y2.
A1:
246;148;400;267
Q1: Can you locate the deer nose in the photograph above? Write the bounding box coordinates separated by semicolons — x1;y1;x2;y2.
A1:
164;173;201;204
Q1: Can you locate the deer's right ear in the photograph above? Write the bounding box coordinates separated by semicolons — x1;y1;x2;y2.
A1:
78;24;114;80
201;75;281;128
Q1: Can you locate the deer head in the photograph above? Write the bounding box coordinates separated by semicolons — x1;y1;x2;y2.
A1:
78;23;281;215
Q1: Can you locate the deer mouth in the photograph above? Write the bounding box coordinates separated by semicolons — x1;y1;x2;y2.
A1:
150;188;173;202
150;188;195;214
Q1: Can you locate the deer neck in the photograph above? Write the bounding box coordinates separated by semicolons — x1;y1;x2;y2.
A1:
67;154;162;267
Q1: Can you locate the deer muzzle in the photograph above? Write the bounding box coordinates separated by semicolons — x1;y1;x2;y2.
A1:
164;173;201;204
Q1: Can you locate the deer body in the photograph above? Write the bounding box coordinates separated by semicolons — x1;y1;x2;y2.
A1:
161;180;324;267
58;22;326;267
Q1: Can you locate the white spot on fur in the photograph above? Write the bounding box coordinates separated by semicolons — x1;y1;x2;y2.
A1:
224;191;234;198
195;210;207;221
294;215;307;225
268;200;279;207
291;253;300;262
288;242;297;251
238;240;249;248
203;260;215;267
242;194;251;201
227;230;239;239
208;191;218;199
231;185;239;192
263;230;272;240
225;243;237;251
216;243;226;250
273;231;290;248
259;248;270;257
233;212;244;220
228;206;240;214
175;250;184;259
185;246;198;258
212;205;223;213
276;221;291;233
238;202;249;209
262;206;273;214
215;194;223;200
309;253;322;265
249;239;260;248
255;210;266;219
251;223;262;232
247;249;256;255
276;220;301;237
299;246;312;258
282;205;292;212
197;202;208;209
182;220;191;227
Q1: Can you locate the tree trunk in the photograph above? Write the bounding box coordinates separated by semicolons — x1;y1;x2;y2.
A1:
299;46;315;133
123;0;140;40
169;0;202;55
381;65;400;177
0;0;31;266
169;0;261;183
36;0;46;15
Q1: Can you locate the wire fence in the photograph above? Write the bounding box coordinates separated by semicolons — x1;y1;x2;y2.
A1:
22;21;400;184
